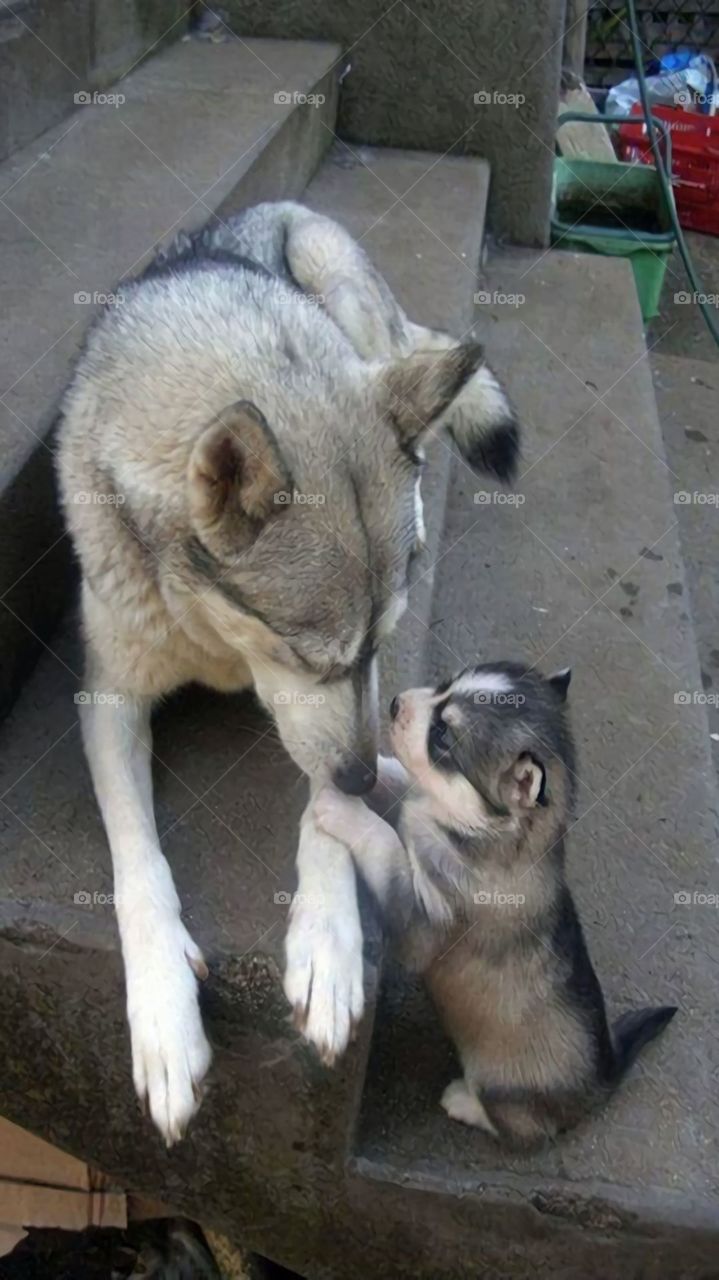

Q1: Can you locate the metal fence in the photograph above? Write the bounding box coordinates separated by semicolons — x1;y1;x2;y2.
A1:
584;0;719;86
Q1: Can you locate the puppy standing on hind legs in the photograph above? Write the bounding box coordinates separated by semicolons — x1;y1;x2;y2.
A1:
315;662;677;1149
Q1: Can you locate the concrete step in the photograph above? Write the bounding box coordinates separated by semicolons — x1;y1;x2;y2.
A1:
0;1;190;164
651;353;719;776
0;35;340;715
351;250;719;1277
0;145;491;1269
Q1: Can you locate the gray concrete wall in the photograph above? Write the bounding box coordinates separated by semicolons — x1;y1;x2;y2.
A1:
222;0;565;246
0;0;189;162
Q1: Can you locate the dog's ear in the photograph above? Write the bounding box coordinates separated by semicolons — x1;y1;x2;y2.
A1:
382;343;485;451
505;753;547;810
188;401;292;558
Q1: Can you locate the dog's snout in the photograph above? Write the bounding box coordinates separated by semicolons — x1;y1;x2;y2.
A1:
389;694;400;721
333;757;377;796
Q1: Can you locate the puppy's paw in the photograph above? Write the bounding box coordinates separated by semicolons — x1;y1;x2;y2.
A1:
284;892;364;1065
125;916;211;1146
440;1079;496;1133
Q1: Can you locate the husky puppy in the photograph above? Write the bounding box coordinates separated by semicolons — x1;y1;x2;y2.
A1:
315;662;676;1148
56;201;519;1142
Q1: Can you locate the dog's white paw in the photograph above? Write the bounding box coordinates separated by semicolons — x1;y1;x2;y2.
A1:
313;787;365;846
284;893;364;1065
124;916;211;1146
440;1078;496;1133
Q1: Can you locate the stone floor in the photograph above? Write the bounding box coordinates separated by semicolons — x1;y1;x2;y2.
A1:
648;231;719;776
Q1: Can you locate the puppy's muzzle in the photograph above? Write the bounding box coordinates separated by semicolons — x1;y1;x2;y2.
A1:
333;755;377;796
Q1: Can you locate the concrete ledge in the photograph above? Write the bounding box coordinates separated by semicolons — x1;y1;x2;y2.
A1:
0;37;340;715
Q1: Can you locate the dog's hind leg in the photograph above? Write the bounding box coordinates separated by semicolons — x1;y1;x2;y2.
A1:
80;682;211;1145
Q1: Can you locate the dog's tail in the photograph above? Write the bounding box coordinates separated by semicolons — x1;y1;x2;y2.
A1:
403;323;520;482
443;361;520;482
611;1005;677;1081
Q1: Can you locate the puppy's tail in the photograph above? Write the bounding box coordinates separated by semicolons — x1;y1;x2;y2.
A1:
611;1005;677;1080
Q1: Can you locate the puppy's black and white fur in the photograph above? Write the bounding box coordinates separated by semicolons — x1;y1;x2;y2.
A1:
315;662;676;1149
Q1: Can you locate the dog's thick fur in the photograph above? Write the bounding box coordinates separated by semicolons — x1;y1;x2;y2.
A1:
57;201;519;1142
315;663;676;1148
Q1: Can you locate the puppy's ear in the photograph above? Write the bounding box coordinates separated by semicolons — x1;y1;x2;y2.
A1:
506;753;547;810
382;343;485;452
548;667;571;702
188;401;292;559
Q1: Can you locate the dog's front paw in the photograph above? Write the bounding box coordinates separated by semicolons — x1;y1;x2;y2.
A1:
313;786;365;846
284;892;364;1065
125;915;211;1145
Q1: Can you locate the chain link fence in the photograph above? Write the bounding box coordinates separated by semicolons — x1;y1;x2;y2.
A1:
584;1;719;86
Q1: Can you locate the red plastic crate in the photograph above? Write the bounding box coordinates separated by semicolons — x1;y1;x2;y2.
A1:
618;104;719;236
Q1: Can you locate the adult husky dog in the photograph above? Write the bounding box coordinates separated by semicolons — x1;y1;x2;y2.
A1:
57;201;518;1144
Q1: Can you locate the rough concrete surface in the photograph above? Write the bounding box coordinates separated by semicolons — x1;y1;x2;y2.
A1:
0;37;339;713
647;228;719;781
651;353;719;774
0;0;189;164
220;0;564;247
649;232;719;366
